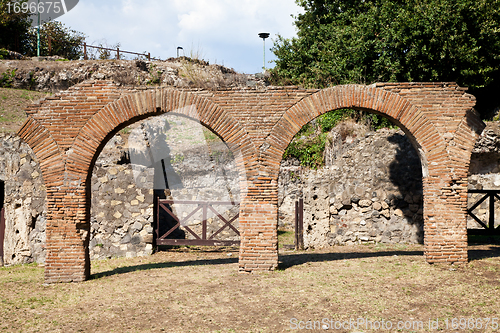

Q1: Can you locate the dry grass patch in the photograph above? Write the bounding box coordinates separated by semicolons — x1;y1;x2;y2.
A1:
1;244;500;332
0;88;51;133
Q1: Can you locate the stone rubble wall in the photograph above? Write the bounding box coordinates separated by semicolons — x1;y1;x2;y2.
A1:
0;133;46;265
278;122;500;248
3;119;500;264
89;134;155;260
89;113;240;259
0;58;265;92
279;127;424;248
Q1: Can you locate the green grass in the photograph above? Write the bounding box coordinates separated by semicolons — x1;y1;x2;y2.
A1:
278;229;295;249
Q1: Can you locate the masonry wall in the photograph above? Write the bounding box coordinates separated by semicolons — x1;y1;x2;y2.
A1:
5;120;500;264
0;133;45;265
14;82;484;281
279;127;425;247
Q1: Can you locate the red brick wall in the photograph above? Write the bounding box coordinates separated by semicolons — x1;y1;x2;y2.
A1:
18;81;484;283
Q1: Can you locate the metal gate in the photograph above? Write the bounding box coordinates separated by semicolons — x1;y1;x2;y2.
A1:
156;200;240;246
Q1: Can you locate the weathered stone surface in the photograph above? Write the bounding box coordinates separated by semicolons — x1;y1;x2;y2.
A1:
0;133;46;265
279;127;426;248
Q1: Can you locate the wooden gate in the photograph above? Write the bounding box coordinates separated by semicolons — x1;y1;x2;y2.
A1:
468;189;500;235
156;200;240;246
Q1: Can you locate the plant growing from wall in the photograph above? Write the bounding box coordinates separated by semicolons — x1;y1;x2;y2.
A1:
0;69;16;87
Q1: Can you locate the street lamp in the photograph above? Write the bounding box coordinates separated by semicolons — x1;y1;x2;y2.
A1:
37;0;40;57
258;32;270;73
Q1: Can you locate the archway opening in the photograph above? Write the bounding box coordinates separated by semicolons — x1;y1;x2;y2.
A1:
277;108;424;253
88;112;241;263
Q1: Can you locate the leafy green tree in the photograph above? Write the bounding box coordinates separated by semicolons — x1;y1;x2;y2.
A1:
0;0;85;59
24;21;86;60
271;0;500;117
0;0;31;53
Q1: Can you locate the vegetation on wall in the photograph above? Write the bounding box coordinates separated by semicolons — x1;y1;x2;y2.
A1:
284;110;395;169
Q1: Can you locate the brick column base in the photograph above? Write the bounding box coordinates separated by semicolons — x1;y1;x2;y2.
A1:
44;190;90;283
238;201;278;272
423;182;469;264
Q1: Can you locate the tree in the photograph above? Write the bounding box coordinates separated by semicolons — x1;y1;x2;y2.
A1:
24;21;86;60
0;0;85;59
0;0;31;54
271;0;500;117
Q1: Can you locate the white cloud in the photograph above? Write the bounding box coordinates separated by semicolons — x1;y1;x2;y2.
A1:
58;0;303;73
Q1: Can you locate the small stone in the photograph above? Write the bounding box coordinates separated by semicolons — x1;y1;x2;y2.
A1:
381;201;389;210
381;209;390;219
31;171;39;178
373;202;382;211
99;176;108;183
114;188;125;194
130;200;139;206
111;200;122;206
361;207;371;213
394;209;404;217
108;168;118;175
132;222;143;231
358;199;372;207
136;195;145;202
113;211;122;219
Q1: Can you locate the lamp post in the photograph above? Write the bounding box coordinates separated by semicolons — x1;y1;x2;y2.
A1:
37;0;40;57
258;32;270;73
177;46;183;58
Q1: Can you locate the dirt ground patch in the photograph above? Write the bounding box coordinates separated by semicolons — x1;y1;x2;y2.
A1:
1;243;500;332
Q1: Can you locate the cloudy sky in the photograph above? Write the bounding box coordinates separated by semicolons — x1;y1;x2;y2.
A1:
57;0;303;74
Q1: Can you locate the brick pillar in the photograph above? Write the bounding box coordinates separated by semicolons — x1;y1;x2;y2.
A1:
423;176;468;264
44;186;90;283
238;200;279;272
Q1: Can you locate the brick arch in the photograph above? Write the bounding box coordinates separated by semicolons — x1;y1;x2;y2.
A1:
67;88;256;179
17;80;483;282
17;117;65;187
258;84;481;266
262;85;447;180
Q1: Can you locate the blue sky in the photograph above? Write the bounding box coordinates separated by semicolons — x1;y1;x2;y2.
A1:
57;0;303;74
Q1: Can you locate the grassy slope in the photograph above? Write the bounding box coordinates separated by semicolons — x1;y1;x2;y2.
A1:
0;88;51;133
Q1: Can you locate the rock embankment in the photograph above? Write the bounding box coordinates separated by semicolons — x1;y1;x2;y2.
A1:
0;58;265;92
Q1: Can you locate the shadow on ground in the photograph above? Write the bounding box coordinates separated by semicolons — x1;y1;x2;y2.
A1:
278;250;424;269
92;244;500;280
92;256;239;279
